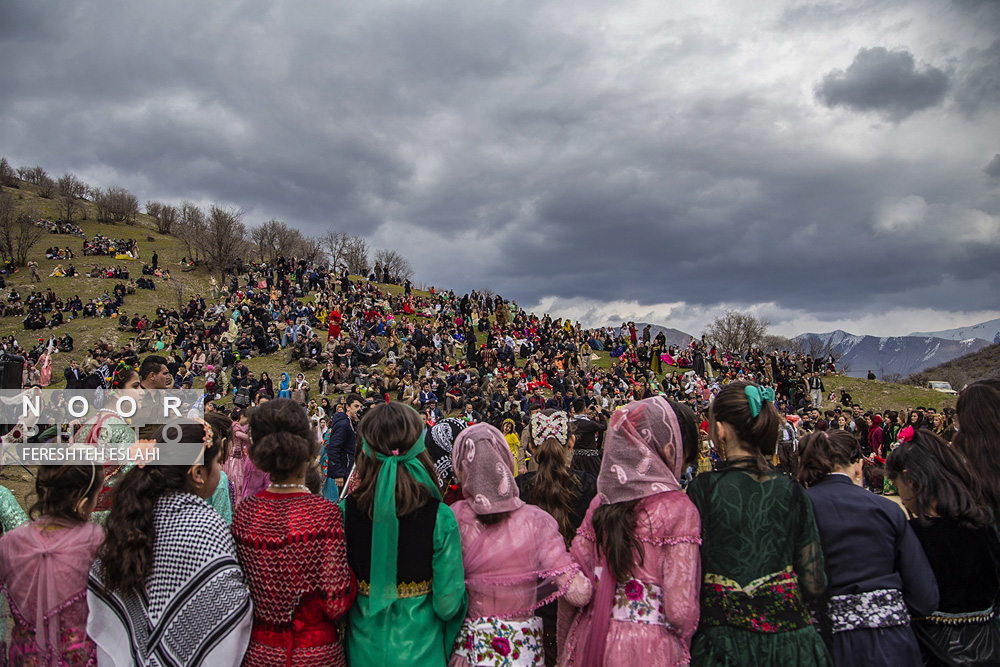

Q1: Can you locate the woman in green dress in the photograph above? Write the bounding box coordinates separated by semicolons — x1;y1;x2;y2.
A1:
687;382;832;666
342;402;467;666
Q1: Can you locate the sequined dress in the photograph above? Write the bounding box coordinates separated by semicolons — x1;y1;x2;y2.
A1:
232;491;356;667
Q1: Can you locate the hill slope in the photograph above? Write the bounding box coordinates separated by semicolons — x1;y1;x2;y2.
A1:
906;343;1000;389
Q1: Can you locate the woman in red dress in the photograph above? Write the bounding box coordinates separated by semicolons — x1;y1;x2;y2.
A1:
232;398;357;666
327;308;342;341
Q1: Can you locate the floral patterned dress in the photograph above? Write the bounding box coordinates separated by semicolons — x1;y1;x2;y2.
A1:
686;466;833;667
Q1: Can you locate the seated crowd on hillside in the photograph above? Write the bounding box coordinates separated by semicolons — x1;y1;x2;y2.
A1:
0;249;997;667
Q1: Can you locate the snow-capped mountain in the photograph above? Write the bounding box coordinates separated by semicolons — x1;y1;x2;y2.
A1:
792;330;992;379
910;317;1000;345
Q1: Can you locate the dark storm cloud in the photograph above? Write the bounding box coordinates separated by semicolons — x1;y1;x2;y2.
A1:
0;0;997;333
985;154;1000;178
815;47;949;121
953;39;1000;116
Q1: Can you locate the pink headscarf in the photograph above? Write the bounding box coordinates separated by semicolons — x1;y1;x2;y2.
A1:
452;423;523;515
582;396;685;667
597;395;684;505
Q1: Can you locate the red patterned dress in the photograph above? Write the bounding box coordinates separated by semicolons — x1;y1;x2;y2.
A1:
232;491;357;666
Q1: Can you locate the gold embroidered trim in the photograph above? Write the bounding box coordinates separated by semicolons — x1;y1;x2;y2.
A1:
357;579;433;599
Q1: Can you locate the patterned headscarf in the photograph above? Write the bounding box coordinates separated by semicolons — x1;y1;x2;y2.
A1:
597;396;684;505
426;417;468;488
452;423;523;515
530;411;568;445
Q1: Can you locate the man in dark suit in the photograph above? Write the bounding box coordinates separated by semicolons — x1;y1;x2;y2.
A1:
63;359;83;389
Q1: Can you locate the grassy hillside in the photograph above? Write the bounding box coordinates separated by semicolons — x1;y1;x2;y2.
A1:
906;343;1000;390
0;178;967;506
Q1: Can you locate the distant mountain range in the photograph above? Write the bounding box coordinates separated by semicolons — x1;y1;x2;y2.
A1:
633;316;998;380
910;317;1000;345
792;330;992;379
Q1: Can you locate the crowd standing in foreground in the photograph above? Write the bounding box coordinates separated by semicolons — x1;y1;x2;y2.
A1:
0;373;995;666
0;245;995;664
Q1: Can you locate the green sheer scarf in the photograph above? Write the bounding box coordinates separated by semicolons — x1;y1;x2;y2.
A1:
362;430;442;614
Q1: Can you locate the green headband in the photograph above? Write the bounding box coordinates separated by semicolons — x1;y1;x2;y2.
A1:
362;430;441;615
745;385;776;418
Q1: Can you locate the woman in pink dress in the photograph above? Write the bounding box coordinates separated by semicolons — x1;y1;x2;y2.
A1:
224;408;247;504
0;459;105;665
561;396;702;667
239;408;270;502
448;423;591;667
37;350;52;387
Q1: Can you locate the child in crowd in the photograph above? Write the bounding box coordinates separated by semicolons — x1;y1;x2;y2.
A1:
232;398;356;666
687;382;832;666
449;423;590;667
342;402;467;666
88;420;252;666
561;397;702;666
798;429;938;666
887;430;1000;666
0;459;105;665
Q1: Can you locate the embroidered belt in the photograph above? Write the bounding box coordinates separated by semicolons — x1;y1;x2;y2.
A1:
701;567;812;632
357;579;432;599
824;589;909;633
573;449;601;457
612;579;672;628
920;607;996;626
453;616;544;667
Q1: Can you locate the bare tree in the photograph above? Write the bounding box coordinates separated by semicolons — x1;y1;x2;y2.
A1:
0;193;45;266
169;278;186;311
202;205;247;278
322;231;349;270
342;235;370;276
95;186;139;224
175;201;207;261
58;174;88;221
373;248;414;282
296;235;324;264
146;200;178;234
37;174;56;199
17;166;47;186
0;158;17;189
703;310;770;356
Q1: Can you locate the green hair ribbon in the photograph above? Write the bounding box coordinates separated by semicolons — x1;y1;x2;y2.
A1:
744;385;776;418
362;430;441;615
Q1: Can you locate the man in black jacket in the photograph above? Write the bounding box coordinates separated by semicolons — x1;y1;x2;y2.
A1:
327;393;363;495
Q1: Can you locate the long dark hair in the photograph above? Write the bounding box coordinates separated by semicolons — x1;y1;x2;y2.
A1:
528;409;576;545
97;421;226;595
886;429;989;527
593;400;698;583
354;402;436;518
796;430;861;488
952;383;1000;514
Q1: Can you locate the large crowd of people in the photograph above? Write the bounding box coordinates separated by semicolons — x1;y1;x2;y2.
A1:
0;246;996;666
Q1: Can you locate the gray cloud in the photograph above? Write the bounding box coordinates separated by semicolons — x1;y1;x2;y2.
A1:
986;154;1000;178
0;0;997;335
816;47;949;121
954;39;1000;116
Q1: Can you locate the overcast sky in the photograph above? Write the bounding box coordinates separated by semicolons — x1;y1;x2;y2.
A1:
2;0;998;337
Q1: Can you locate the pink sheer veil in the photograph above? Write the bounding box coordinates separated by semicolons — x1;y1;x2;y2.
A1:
0;518;103;662
579;397;685;666
453;423;578;619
